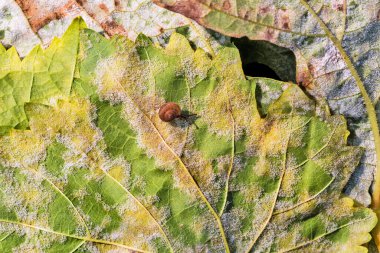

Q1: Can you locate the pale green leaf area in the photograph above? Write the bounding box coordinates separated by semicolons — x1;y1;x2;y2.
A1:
0;18;86;134
0;19;377;252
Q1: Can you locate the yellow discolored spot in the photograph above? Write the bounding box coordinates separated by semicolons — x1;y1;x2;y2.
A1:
108;165;127;182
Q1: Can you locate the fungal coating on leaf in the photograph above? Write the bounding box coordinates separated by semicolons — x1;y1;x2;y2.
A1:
154;0;380;212
0;19;377;253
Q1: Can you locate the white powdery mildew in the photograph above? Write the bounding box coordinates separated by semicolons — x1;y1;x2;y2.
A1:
242;184;264;205
184;213;221;248
216;155;231;178
309;40;346;78
295;7;378;206
17;229;68;252
101;201;111;212
81;242;102;253
171;166;201;199
12;233;41;252
345;0;379;33
201;91;234;138
57;125;102;157
182;147;214;169
256;80;290;107
38;10;103;46
92;216;111;238
184;22;229;53
0;223;26;240
111;0;227;55
344;121;377;197
115;199;139;217
101;156;132;188
316;0;347;38
0;168;54;228
63;150;88;173
0;168;23;202
0;132;52;169
150;204;170;225
3;0;226;56
80;35;94;58
0;1;41;56
254;221;289;252
324;201;352;219
130;175;148;198
94;192;102;202
233;123;248;142
112;0;186;39
181;145;224;207
0;1;103;57
225;190;278;251
71;188;90;201
322;85;363;118
102;90;130;106
277;166;298;199
38;164;68;188
268;154;286;180
119;95;179;169
95;55;127;85
179;56;208;89
106;216;162;251
285;153;300;172
288;124;308;149
228;156;245;188
1;95;169;251
222;208;251;250
96;48;148;89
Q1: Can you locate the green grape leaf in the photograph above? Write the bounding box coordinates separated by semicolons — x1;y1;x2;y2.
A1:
0;18;85;134
152;0;380;238
0;19;377;252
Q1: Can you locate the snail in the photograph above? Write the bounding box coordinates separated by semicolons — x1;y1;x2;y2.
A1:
158;102;197;122
159;102;182;122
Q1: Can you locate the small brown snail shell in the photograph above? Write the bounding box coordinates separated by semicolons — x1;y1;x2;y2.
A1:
159;102;181;122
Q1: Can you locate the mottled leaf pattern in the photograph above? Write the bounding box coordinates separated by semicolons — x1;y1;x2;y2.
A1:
0;19;376;252
153;0;380;238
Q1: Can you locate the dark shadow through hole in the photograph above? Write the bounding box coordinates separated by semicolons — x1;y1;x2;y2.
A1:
242;62;281;80
232;37;297;83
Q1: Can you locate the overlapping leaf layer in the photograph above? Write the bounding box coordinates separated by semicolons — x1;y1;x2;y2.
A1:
153;0;380;209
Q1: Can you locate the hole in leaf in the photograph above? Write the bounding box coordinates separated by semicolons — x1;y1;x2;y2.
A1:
242;62;281;80
232;37;297;82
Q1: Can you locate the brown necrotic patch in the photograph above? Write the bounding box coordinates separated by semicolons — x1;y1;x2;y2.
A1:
75;0;128;36
98;3;109;13
152;0;209;23
259;6;271;14
15;0;78;32
222;0;231;10
114;0;121;9
101;20;127;36
277;9;291;30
